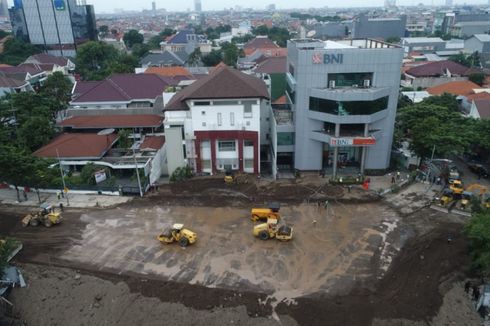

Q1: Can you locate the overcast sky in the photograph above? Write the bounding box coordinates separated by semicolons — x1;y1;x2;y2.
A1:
8;0;487;13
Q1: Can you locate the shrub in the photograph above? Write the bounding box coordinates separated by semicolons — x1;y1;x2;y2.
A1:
170;166;193;182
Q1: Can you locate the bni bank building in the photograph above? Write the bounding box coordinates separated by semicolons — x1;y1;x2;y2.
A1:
285;39;403;177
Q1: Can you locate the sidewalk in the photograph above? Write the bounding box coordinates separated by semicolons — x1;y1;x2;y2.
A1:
0;188;133;209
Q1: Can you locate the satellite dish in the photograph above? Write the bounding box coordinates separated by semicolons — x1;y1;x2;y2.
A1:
307;30;316;38
97;128;115;136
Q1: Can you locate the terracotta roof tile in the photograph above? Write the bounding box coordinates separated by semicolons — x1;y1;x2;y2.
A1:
272;95;287;105
144;66;192;77
253;56;287;74
474;99;490;119
33;133;118;159
467;92;490;101
140;136;165;150
71;74;171;103
58;115;163;129
426;81;481;97
406;60;470;77
165;66;270;111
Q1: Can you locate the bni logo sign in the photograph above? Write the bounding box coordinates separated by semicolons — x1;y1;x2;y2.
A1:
53;0;66;10
312;52;344;64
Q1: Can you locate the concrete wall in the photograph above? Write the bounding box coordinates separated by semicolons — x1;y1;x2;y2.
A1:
164;126;185;176
353;15;406;39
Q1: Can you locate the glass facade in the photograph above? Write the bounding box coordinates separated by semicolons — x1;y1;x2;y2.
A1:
277;132;295;146
309;96;389;116
9;0;97;55
328;73;373;87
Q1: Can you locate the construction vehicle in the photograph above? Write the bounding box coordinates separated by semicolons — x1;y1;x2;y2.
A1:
157;223;197;247
224;169;234;184
253;219;293;241
22;203;62;228
438;188;454;206
460;191;473;210
251;202;280;222
485;194;490;209
449;179;464;196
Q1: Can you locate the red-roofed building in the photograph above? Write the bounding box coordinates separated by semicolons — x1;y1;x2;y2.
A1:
24;54;75;75
403;60;472;89
33;133;118;160
243;36;286;56
140;136;165;151
164;65;270;175
426;80;481;97
70;74;174;110
470;98;490;119
58;114;163;131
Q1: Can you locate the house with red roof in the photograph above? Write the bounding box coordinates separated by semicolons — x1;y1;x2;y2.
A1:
70;74;177;112
163;65;271;175
243;36;287;57
24;54;75;75
403;60;472;89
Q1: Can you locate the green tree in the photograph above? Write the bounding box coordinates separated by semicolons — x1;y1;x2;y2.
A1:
422;93;459;112
464;210;490;275
123;29;144;48
231;34;254;44
131;43;150;58
117;129;131;149
221;42;240;66
0;38;41;65
386;36;401;44
76;41;137;80
469;72;485;86
17;116;54;152
187;47;202;66
0;29;9;39
160;28;175;37
0;145;35;201
147;35;163;49
39;72;73;110
201;49;223;66
99;25;109;38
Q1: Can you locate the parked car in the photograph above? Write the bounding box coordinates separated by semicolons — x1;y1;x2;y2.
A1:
468;162;489;179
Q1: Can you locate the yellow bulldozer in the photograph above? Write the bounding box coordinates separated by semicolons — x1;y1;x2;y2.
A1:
438;188;454;206
251;202;280;222
157;223;197;247
253;219;293;241
460;191;473;210
22;203;62;228
449;179;464;196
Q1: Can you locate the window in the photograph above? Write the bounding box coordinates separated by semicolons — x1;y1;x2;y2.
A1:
246;121;250;126
202;122;206;127
328;73;373;88
309;96;389;116
277;132;295;146
244;159;254;168
201;160;211;169
218;140;236;152
230;112;235;126
201;111;206;115
289;64;295;77
213;100;239;105
244;140;254;147
244;103;253;117
195;101;211;106
217;113;222;126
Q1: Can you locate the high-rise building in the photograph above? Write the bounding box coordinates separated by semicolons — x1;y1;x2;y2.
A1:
194;0;202;12
445;0;453;6
384;0;396;7
152;1;156;12
0;0;8;16
9;0;97;57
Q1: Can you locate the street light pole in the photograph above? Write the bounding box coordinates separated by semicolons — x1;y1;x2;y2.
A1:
132;145;143;197
56;148;70;206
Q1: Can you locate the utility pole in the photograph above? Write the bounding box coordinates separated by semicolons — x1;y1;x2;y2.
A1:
132;145;143;197
56;148;70;206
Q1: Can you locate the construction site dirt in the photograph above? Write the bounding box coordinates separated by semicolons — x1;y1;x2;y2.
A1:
0;178;480;326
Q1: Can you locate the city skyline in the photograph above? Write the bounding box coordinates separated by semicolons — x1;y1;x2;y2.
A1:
70;0;490;13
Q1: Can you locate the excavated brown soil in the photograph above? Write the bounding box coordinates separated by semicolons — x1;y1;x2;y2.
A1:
0;184;472;326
